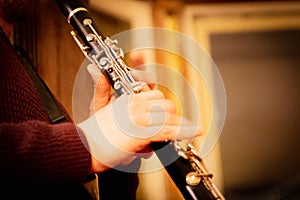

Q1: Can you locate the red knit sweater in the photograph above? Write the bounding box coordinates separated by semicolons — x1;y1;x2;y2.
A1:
0;26;140;199
0;26;94;199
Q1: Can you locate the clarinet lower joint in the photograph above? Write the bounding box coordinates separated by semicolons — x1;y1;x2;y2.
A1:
173;141;226;200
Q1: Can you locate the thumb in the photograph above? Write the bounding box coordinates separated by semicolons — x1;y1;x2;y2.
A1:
87;64;112;113
87;63;102;84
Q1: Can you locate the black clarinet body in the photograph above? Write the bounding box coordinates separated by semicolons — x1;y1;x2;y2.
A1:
55;0;225;199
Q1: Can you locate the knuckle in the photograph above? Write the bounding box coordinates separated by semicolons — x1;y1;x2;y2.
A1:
165;99;177;113
152;89;164;99
131;114;151;127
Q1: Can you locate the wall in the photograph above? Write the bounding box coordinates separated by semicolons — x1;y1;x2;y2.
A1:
181;1;300;199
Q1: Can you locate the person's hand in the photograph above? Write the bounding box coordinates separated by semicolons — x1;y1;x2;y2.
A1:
84;54;155;172
87;53;155;115
86;64;111;116
82;55;202;173
78;89;203;173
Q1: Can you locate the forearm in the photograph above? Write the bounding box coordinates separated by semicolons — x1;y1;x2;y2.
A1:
0;120;92;184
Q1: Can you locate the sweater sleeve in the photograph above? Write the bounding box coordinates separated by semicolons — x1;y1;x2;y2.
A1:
0;120;92;185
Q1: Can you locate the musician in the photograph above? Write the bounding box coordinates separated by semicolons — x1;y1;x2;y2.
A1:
0;0;202;199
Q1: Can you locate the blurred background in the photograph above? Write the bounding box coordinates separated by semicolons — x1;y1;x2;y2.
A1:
14;0;300;199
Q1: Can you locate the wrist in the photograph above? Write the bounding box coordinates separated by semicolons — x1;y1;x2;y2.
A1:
77;112;135;171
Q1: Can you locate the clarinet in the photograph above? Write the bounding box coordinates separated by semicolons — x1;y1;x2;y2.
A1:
55;0;226;199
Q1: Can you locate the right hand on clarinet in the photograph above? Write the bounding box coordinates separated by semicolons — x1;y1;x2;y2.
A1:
78;60;203;173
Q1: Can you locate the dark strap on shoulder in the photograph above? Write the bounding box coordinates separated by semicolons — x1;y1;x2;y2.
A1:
14;44;67;124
